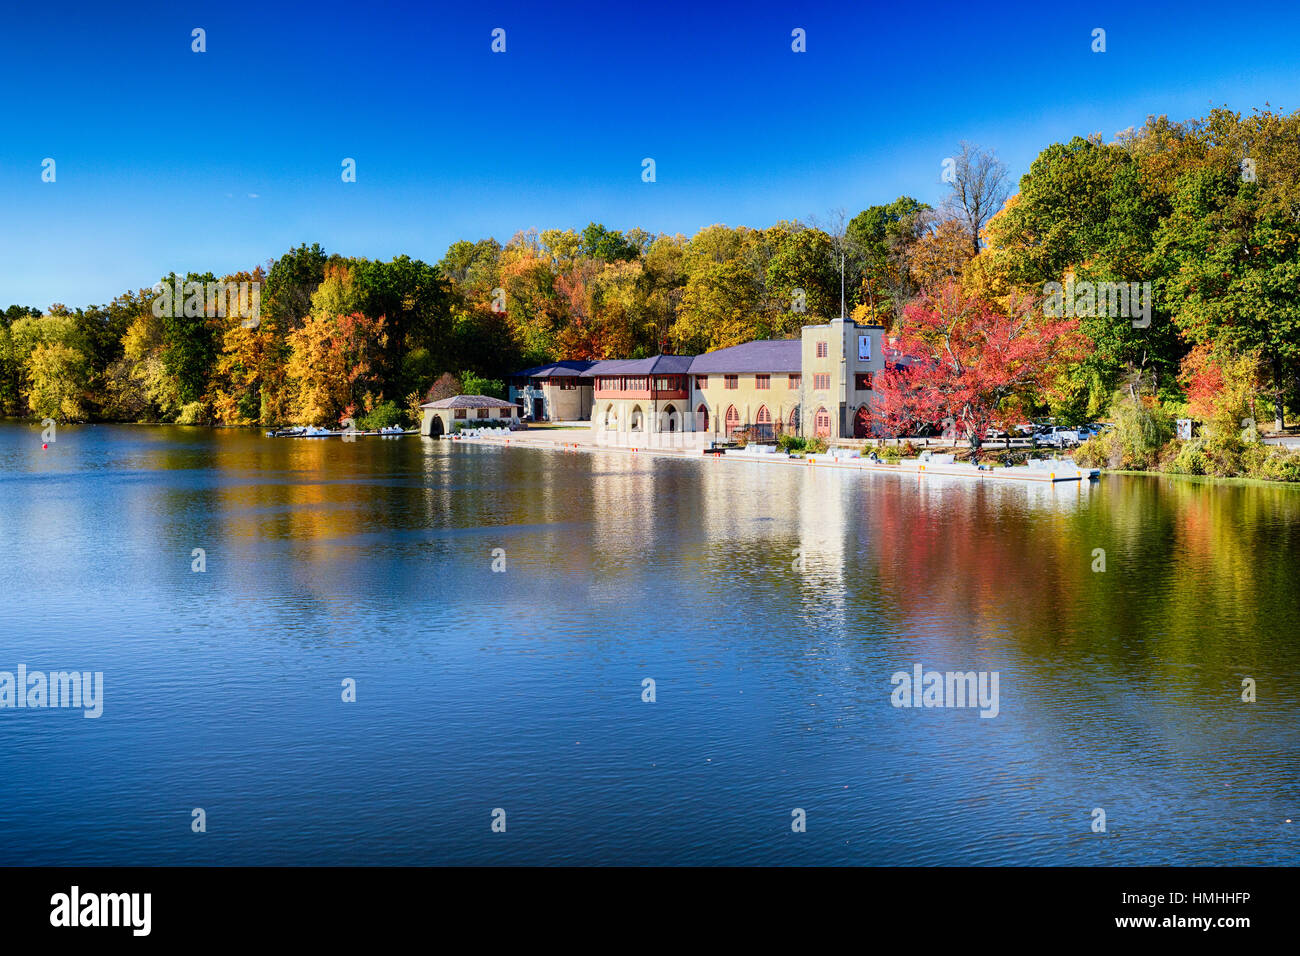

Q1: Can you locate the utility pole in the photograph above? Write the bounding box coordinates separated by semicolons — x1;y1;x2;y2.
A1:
840;254;846;320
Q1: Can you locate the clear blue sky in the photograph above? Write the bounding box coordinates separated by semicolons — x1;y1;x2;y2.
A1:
3;0;1298;307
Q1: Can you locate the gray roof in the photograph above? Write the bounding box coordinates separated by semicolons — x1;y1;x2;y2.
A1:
421;394;520;409
687;339;802;374
513;360;596;378
580;355;695;377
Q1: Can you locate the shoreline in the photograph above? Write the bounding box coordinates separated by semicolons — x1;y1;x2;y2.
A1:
451;429;1098;484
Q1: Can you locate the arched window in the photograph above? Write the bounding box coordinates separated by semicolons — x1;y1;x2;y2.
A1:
789;406;799;433
725;405;740;437
697;404;709;432
604;404;617;430
662;404;678;432
815;406;831;438
756;405;772;440
630;405;644;432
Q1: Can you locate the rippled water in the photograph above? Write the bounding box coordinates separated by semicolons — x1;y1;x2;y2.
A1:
1;423;1297;865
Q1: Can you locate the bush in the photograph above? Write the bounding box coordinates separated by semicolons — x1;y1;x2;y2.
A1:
880;445;903;463
356;400;404;430
1114;396;1173;469
805;436;828;454
1167;439;1209;476
1247;446;1300;482
175;401;209;425
459;371;506;399
778;434;808;454
1074;433;1114;468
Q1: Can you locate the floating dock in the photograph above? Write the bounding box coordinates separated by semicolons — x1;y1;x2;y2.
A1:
713;447;1097;482
452;431;1099;483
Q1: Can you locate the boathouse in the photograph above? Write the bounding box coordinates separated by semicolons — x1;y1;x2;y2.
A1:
519;317;886;449
507;360;597;422
420;395;520;437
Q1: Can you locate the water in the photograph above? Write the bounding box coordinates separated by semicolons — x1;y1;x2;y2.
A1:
1;423;1297;865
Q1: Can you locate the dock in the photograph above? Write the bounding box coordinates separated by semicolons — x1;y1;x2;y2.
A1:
451;430;1100;483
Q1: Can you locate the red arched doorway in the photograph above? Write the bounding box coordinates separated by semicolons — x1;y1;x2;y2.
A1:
853;405;871;438
756;405;772;439
725;405;740;437
814;407;831;438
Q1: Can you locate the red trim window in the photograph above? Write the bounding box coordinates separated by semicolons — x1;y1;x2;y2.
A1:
724;375;738;390
454;409;467;420
789;406;799;428
477;408;490;418
815;407;830;437
788;374;801;388
695;375;708;390
755;374;769;390
814;373;830;390
725;405;740;435
697;404;709;431
816;341;828;358
854;373;872;391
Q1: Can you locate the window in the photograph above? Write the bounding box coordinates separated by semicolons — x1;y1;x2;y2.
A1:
816;341;828;358
815;407;831;437
695;375;708;390
755;374;769;390
814;373;830;390
789;406;799;429
626;376;648;391
855;373;872;391
697;404;709;431
755;405;773;439
559;377;576;390
788;374;801;388
724;375;738;390
477;408;490;419
454;409;467;420
725;405;740;436
654;376;682;391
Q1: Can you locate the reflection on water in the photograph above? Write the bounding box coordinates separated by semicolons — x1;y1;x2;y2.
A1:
0;424;1297;865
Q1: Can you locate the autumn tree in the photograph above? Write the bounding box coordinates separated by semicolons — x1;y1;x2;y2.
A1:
286;311;388;426
872;283;1088;451
27;341;91;420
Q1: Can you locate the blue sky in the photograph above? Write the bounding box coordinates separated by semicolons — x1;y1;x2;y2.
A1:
3;0;1299;307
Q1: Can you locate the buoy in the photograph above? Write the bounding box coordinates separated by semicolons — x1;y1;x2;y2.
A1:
42;443;48;449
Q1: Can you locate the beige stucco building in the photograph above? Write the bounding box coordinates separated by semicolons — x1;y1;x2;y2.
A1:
508;361;596;422
420;395;521;437
553;317;886;449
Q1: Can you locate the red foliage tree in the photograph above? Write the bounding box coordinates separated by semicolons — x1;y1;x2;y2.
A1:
870;282;1088;450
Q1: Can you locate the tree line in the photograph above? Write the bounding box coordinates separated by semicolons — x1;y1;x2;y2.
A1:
4;107;1297;442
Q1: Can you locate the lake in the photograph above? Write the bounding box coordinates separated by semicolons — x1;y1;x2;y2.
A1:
1;423;1297;865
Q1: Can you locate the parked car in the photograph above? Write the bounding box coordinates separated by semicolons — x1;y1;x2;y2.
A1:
1034;426;1081;447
